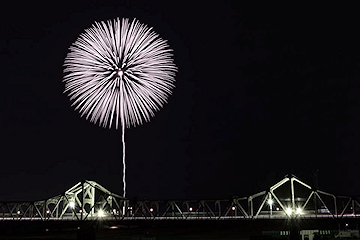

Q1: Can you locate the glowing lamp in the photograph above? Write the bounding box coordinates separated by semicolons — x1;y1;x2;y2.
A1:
296;208;303;215
98;209;105;217
285;208;292;216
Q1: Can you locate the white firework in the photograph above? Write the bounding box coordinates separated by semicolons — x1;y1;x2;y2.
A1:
63;18;177;198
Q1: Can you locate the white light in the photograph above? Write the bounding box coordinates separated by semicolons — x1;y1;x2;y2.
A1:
232;206;236;211
276;207;280;211
117;70;124;77
79;210;82;213
150;208;154;212
98;209;105;217
69;201;75;208
296;208;303;215
189;207;193;212
267;199;274;205
46;210;50;214
17;210;21;215
285;208;293;216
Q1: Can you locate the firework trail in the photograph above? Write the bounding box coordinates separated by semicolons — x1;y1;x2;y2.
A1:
63;18;177;198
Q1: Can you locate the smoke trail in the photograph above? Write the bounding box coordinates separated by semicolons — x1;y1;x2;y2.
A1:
120;78;126;198
122;118;126;198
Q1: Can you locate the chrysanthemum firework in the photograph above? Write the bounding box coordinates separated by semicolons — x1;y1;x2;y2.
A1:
63;18;177;129
63;18;177;198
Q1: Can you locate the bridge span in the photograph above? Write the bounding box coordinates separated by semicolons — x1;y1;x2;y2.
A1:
1;174;359;221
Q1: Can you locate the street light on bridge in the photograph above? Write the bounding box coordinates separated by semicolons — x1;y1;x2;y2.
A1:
285;207;303;217
98;209;105;217
296;207;303;215
285;207;293;216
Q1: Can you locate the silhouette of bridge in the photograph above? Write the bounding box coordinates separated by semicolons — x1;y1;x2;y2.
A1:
1;174;359;221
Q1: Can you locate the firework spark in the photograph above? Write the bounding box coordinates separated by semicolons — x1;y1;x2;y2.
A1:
63;18;177;198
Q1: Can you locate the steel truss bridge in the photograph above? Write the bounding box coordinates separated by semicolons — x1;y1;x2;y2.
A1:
1;174;359;221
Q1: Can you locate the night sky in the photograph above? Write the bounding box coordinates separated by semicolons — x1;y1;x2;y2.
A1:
1;3;360;201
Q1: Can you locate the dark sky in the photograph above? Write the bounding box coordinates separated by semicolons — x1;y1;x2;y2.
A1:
1;3;360;201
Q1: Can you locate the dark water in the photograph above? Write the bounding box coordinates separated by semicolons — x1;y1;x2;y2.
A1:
2;218;356;240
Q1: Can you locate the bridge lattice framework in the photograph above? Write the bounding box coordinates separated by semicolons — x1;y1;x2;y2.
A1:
1;175;359;221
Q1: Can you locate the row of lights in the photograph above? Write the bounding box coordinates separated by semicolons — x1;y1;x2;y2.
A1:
285;207;303;216
149;207;194;212
139;206;238;212
267;198;303;216
88;206;286;216
68;201;106;218
15;200;303;217
16;210;52;215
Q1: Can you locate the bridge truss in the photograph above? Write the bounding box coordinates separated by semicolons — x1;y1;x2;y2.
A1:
1;175;359;221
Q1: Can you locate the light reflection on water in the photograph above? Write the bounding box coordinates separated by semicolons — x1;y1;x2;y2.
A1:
96;238;250;240
158;238;250;240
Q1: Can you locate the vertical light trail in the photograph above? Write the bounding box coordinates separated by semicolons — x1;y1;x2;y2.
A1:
122;123;126;198
120;75;126;198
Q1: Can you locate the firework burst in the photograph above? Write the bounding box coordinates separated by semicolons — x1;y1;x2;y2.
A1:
63;18;177;198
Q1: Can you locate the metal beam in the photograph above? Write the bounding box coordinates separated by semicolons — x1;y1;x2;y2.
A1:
0;176;359;221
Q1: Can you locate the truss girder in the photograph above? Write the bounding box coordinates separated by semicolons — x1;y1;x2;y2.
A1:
1;176;360;221
245;174;360;219
0;180;126;221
